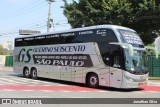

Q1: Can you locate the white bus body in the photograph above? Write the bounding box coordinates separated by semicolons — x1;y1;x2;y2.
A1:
14;25;148;88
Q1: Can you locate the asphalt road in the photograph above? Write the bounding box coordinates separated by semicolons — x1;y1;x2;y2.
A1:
0;65;160;107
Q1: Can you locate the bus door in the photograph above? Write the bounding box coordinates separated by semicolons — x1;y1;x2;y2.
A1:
109;47;124;88
60;66;74;81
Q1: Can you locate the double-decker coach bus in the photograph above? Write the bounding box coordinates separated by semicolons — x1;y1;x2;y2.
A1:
14;25;149;88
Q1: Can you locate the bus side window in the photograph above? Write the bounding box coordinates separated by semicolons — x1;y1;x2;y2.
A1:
113;56;121;68
65;36;75;43
109;45;125;69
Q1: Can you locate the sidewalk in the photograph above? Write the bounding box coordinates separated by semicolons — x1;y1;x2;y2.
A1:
0;64;13;71
149;77;160;80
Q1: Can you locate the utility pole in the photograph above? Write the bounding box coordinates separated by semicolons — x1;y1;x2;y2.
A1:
46;0;55;32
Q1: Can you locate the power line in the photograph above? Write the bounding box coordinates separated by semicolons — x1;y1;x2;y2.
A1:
0;18;46;32
0;0;42;17
1;16;67;31
0;0;72;37
0;0;65;20
0;23;70;37
0;16;69;35
0;0;47;19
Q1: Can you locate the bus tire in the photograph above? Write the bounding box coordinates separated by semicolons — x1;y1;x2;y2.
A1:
31;68;37;79
24;67;30;78
87;73;99;88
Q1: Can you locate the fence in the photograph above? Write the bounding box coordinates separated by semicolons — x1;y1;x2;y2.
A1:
5;56;13;67
145;55;160;77
0;55;13;67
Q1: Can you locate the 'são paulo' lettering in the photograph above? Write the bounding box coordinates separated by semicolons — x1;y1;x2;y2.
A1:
36;59;85;67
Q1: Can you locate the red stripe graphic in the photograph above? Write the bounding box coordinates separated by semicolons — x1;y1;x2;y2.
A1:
0;85;98;91
141;86;160;92
0;85;160;92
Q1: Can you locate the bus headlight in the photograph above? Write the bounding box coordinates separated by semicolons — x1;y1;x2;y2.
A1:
125;75;134;82
125;75;146;82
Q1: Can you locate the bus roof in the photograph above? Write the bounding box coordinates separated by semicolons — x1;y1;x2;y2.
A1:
15;24;135;39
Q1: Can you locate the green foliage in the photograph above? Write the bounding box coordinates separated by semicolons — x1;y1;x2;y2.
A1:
0;45;9;55
62;0;160;45
0;45;3;55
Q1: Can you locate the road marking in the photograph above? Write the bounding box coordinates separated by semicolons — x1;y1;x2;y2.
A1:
0;85;160;93
9;78;32;81
0;85;98;91
0;80;14;85
147;91;160;93
0;78;26;84
141;86;160;92
3;89;15;91
148;81;160;86
41;90;55;92
23;90;34;92
78;91;90;92
61;90;72;92
0;77;56;85
97;90;108;93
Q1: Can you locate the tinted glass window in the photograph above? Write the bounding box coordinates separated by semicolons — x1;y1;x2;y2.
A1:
96;29;119;66
101;44;125;69
64;36;75;43
46;34;60;45
34;36;46;45
23;37;34;46
15;39;23;47
15;28;118;47
74;30;95;43
96;29;118;42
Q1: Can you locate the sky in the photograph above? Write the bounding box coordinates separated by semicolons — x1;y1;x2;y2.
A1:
0;0;77;45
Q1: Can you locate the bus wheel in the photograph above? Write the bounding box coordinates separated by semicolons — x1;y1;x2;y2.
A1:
31;68;37;79
87;73;99;88
24;68;30;78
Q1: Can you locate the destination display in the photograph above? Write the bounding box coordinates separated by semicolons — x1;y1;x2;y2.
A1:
119;30;144;46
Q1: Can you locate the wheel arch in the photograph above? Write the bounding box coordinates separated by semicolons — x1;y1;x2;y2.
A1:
85;72;99;85
23;66;29;75
30;67;38;79
31;67;37;72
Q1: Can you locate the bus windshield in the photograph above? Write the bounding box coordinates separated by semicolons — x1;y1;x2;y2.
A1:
124;50;148;74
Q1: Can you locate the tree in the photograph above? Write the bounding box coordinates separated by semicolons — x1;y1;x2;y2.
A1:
0;45;9;55
62;0;160;45
0;45;3;55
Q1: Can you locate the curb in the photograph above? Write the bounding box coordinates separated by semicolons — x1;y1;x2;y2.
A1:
149;77;160;80
0;65;13;71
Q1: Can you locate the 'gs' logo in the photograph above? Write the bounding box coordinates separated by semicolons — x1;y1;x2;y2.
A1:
18;48;32;63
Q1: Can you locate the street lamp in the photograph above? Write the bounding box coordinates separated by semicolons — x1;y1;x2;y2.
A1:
46;0;55;32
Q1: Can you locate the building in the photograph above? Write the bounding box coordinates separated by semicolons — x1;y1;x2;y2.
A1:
2;41;13;51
